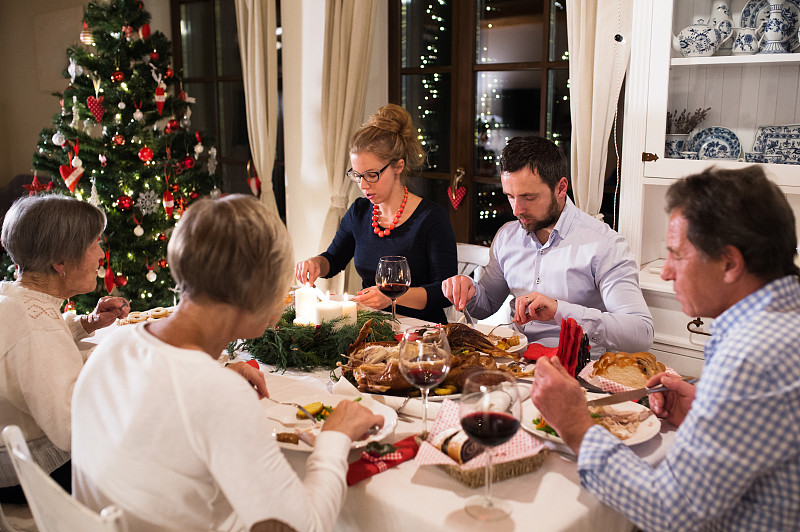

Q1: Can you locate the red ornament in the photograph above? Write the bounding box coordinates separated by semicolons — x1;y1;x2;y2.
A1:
155;82;166;115
59;164;84;193
181;156;195;169
158;259;167;268
150;51;159;62
166;119;180;133
372;186;408;237
23;175;54;196
86;95;104;123
448;185;467;210
190;191;199;199
138;146;154;162
64;301;76;312
162;190;174;217
175;196;187;211
165;68;174;79
157;233;166;241
122;25;134;39
248;174;261;196
111;70;124;82
104;265;115;294
138;24;151;40
112;134;125;145
117;195;133;211
114;274;127;287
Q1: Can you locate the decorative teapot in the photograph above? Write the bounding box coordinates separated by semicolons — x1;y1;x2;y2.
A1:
673;22;724;57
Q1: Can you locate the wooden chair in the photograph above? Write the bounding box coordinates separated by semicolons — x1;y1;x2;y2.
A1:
1;426;125;532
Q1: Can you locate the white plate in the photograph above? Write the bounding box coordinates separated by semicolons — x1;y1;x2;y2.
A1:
263;393;397;452
473;323;528;354
520;393;660;447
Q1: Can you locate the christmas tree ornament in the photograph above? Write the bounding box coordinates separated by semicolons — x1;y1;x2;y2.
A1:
111;70;125;83
64;301;75;312
122;25;134;40
247;161;261;196
89;178;100;206
175;196;187;213
117;195;133;211
68;58;82;83
157;233;166;241
23;174;52;196
118;102;126;110
194;131;204;159
181;156;194;169
133;101;144;121
138;24;151;40
87;95;104;123
207;147;218;175
80;22;94;46
146;270;157;282
133;223;144;237
71;155;82;168
103;248;115;293
190;191;199;199
99;153;107;166
150;51;159;62
114;274;127;287
137;190;160;215
112;134;125;145
138;146;154;162
158;258;167;268
155;80;166;115
59;142;84;193
70;96;80;129
97;265;106;278
211;187;221;199
162;190;174;217
165;68;174;79
51;132;66;146
166;119;179;133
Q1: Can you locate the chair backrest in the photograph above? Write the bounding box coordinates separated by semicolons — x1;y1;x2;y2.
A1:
1;426;125;532
456;243;490;280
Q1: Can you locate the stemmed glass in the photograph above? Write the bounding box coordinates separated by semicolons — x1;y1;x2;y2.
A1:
398;326;451;435
375;256;411;323
459;370;521;521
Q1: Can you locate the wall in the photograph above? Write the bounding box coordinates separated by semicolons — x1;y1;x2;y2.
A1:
282;0;388;273
0;0;172;189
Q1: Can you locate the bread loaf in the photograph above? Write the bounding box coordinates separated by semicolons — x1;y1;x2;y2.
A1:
592;351;665;388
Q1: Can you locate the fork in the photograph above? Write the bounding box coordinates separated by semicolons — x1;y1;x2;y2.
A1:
264;397;381;435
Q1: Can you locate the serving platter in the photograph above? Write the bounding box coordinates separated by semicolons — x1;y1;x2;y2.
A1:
741;0;800;52
472;323;528;354
520;393;660;447
688;127;741;159
262;392;397;452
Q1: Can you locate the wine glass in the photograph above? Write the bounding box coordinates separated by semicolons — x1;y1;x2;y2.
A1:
375;256;411;323
459;370;522;521
397;326;451;435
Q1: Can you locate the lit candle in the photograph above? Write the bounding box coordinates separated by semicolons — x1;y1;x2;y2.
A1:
341;293;357;326
294;284;317;325
314;292;342;324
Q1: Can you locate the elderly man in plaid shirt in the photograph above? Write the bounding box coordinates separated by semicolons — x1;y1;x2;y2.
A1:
532;166;800;532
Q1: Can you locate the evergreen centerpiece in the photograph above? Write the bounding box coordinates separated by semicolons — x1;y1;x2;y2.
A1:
26;0;219;313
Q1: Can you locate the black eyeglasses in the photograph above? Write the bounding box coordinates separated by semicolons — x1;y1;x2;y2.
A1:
346;161;392;184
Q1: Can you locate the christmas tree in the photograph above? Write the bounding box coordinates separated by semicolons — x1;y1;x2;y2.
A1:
27;0;220;313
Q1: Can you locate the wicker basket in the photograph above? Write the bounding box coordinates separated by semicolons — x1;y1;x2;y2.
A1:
436;450;549;488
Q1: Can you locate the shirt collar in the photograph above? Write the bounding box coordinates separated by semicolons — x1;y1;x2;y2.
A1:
529;196;575;247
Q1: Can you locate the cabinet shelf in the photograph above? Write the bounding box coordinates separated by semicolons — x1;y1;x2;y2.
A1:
643;159;800;192
639;260;673;293
671;54;800;67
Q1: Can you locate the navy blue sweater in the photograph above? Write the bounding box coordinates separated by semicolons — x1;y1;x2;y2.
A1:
320;197;457;323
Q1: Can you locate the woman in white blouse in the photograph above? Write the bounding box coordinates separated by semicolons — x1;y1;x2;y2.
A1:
0;194;129;503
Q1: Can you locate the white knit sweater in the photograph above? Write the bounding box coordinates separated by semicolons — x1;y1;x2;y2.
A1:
0;281;91;487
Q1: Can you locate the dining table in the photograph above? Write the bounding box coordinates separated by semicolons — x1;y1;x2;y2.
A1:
246;315;680;532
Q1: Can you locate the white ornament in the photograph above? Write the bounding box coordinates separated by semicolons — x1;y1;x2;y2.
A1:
146;270;157;282
137;190;160;215
68;58;82;83
210;187;221;199
71;156;82;168
194;143;204;158
97;266;106;278
89;180;100;206
52;132;66;146
84;118;93;130
133;109;144;121
207;147;218;175
133;225;144;237
118;102;126;110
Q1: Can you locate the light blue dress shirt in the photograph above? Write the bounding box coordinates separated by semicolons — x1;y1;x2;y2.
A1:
467;197;653;355
578;275;800;531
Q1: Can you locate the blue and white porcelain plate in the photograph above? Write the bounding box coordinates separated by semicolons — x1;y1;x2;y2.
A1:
752;124;800;153
761;132;800;164
688;127;741;160
741;0;800;52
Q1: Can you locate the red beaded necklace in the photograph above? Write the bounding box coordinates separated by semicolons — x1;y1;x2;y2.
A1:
372;186;408;237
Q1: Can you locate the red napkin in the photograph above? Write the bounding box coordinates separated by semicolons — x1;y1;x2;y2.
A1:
522;318;585;377
346;435;419;486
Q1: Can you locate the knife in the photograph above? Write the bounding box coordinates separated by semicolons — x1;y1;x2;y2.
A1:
462;307;476;328
586;377;698;407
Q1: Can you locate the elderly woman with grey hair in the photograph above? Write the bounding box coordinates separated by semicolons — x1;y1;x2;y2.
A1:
71;194;383;532
0;194;130;503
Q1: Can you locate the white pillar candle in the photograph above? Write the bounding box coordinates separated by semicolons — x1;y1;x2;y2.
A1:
341;294;357;326
294;284;317;325
314;299;343;325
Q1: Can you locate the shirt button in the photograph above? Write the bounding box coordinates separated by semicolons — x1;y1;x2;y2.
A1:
536;278;541;284
540;250;544;255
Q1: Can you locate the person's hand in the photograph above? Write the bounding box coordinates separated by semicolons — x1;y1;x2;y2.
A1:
226;361;268;399
81;296;130;333
647;372;696;427
295;257;326;286
513;292;557;324
441;275;476;311
530;357;594;453
353;286;391;310
322;400;384;441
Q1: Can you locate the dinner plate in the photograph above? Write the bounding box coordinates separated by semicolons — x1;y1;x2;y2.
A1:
262;393;397;452
520;393;660;447
688;127;741;159
741;0;800;52
473;323;528;354
330;367;460;402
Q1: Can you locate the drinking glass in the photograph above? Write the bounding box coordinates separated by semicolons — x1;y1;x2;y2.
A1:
459;370;522;521
375;256;411;322
398;326;451;435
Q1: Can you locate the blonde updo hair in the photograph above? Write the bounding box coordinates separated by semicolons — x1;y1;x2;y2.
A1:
349;104;426;181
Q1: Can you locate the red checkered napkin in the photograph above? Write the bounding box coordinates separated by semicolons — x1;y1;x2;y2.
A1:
578;360;682;394
416;399;545;470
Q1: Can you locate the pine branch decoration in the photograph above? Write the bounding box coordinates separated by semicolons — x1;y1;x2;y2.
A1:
228;309;397;372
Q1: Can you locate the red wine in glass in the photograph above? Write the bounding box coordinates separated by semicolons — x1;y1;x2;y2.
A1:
398;327;451;435
404;367;447;388
378;283;410;299
375;256;411;322
460;412;520;447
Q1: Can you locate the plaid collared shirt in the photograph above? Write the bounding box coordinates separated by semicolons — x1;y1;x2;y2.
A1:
577;275;800;531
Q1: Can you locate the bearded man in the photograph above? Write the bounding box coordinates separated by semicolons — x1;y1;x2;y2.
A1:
442;136;653;356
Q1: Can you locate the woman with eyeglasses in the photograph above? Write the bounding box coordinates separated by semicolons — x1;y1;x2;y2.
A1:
295;104;457;324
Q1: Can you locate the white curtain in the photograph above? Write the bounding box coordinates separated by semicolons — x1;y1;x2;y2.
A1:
566;0;633;217
234;0;279;214
316;0;379;294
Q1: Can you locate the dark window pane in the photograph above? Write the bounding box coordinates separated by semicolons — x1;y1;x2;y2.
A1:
549;0;568;62
216;0;242;77
401;0;452;68
407;176;453;215
474;70;541;177
218;81;250;161
546;68;571;163
183;82;216;136
474;181;514;245
221;161;248;194
476;0;543;63
402;73;451;174
180;3;214;78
